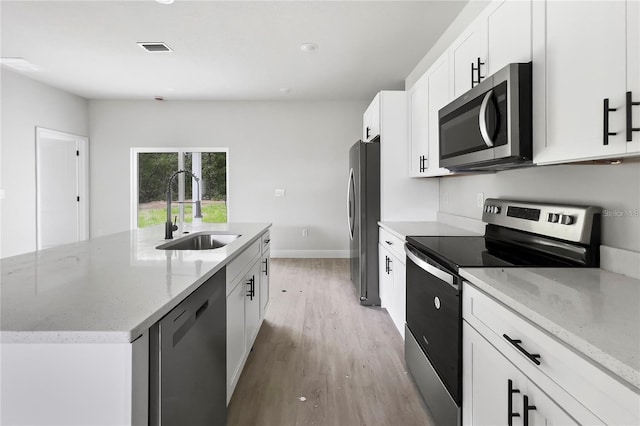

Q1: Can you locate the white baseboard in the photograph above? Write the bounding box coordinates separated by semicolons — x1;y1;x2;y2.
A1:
271;250;349;259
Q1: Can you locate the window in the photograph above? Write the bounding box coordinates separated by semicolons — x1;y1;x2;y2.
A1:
131;148;228;229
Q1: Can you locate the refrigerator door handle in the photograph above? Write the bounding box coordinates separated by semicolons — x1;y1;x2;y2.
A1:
347;168;355;240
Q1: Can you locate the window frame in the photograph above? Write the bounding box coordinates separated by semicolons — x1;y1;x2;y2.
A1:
130;147;230;230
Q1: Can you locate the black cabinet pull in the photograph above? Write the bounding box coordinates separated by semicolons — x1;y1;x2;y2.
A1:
385;256;389;274
246;276;255;300
603;98;618;145
419;155;427;173
385;240;393;245
508;379;521;426
523;395;537;426
387;257;392;273
262;258;268;275
627;91;640;141
471;57;485;87
366;126;371;139
503;334;541;365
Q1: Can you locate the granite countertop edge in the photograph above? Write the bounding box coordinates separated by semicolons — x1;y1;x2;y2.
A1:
1;222;271;345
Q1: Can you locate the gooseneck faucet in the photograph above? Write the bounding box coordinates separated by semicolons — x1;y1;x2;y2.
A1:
165;170;203;239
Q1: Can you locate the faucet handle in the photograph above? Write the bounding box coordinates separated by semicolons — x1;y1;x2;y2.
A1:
172;215;178;231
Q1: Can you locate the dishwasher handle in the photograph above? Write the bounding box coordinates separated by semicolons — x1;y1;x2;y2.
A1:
405;244;456;288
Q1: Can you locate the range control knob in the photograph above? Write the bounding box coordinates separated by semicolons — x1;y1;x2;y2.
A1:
492;206;501;214
559;214;575;225
548;213;560;223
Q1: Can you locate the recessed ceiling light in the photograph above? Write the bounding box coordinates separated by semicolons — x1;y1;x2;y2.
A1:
300;43;318;53
0;57;38;71
137;42;173;53
155;0;174;4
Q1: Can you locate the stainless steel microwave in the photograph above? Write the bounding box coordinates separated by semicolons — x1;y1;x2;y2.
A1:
438;62;532;171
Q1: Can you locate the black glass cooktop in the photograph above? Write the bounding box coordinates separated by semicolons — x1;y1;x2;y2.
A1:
406;235;583;272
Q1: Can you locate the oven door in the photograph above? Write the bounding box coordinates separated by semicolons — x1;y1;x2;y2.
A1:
405;243;461;405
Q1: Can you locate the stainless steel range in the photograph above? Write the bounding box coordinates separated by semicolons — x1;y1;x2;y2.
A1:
404;199;602;425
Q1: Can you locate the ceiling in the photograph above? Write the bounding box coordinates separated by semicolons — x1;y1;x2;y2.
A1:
0;0;467;101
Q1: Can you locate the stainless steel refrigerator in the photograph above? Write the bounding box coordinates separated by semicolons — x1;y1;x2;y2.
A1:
347;137;380;306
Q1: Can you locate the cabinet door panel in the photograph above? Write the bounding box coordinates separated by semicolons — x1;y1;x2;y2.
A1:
463;322;523;425
408;77;429;176
451;24;487;98
245;261;261;350
378;246;393;309
541;1;627;161
427;55;451;174
260;252;270;319
226;279;246;402
391;257;406;339
524;379;579;426
627;0;640;152
487;0;531;74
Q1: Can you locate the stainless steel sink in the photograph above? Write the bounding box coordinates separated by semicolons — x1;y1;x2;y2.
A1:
156;232;241;250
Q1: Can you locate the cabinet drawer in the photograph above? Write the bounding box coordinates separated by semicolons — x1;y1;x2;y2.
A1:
378;228;405;262
463;283;639;426
226;240;261;295
261;230;271;254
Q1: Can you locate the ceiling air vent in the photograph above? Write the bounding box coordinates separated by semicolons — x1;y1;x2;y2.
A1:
137;42;172;53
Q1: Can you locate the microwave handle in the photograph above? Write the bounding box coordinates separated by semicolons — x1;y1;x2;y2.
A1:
479;89;495;148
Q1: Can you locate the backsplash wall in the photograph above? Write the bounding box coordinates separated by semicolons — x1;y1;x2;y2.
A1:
439;162;640;252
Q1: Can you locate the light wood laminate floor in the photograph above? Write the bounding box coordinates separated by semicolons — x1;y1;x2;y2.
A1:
227;258;434;426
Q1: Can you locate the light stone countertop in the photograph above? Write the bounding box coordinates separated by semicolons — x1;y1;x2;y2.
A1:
1;222;271;344
378;221;482;240
460;267;640;390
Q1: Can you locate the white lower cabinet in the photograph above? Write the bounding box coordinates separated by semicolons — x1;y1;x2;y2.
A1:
260;250;270;319
378;228;406;339
226;232;271;404
463;322;577;426
463;282;639;426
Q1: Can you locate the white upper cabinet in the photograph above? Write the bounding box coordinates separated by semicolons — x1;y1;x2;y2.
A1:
533;0;639;164
485;0;532;75
627;0;640;152
450;19;488;98
407;73;429;177
363;93;381;141
450;0;532;98
408;52;452;177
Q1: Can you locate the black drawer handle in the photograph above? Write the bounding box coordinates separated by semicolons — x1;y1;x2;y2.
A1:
246;276;255;300
503;334;541;365
385;240;393;245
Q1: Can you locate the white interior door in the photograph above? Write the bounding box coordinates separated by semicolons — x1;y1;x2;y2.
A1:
36;128;89;250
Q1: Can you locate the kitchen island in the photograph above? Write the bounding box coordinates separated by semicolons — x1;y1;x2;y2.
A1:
1;222;271;425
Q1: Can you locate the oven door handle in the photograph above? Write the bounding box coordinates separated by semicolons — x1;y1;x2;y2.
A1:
405;244;455;287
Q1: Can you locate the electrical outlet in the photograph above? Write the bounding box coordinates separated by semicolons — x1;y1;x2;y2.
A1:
476;192;485;208
302;228;308;237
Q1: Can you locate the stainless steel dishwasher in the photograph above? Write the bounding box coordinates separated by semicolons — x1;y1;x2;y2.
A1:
149;267;226;426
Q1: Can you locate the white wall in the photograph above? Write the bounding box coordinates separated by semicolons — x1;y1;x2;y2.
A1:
0;69;89;258
439;163;640;252
88;100;368;257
